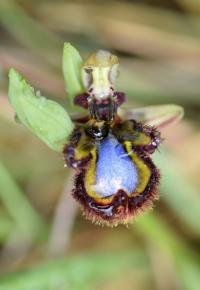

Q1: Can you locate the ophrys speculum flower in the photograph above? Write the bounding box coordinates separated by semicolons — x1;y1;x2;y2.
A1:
8;43;184;226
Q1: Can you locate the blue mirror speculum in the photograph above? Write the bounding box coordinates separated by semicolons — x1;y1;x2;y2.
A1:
63;50;161;226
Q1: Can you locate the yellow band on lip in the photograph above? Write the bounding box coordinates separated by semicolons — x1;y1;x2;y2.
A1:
85;148;114;204
124;141;151;196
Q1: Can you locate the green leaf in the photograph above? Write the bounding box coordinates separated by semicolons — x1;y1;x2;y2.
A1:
154;149;200;236
0;161;45;237
0;1;62;66
62;42;85;106
0;250;147;290
134;213;200;290
8;69;74;152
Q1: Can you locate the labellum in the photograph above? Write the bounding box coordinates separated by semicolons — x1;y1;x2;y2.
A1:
63;48;183;226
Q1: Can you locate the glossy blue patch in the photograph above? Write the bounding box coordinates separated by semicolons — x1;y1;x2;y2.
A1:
92;135;138;198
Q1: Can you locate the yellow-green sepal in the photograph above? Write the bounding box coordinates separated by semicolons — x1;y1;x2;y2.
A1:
8;69;74;152
62;42;85;106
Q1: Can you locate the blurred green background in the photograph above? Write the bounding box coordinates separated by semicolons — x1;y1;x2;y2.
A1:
0;0;200;289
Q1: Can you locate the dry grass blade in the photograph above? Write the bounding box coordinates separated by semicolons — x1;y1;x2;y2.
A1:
48;172;77;258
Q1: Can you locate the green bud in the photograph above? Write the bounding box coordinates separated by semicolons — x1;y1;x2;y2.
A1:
62;42;84;104
8;69;74;152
